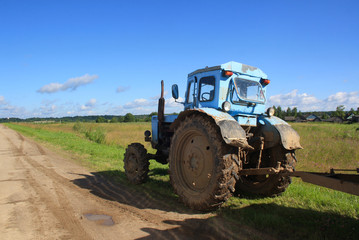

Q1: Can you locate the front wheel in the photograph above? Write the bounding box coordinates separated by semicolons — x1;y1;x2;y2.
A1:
169;115;239;211
123;143;149;184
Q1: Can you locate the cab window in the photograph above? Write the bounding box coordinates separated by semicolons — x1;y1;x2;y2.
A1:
199;76;215;102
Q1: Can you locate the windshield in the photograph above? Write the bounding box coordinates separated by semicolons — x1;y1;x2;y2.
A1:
232;77;265;103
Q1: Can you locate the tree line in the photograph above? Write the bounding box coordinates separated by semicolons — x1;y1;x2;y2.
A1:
95;112;158;123
1;106;358;123
273;105;359;120
0;112;174;123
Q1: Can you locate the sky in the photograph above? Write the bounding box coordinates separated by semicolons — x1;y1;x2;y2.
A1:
0;0;358;118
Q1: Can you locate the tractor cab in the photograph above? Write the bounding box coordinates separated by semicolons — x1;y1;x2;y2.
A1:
172;61;271;127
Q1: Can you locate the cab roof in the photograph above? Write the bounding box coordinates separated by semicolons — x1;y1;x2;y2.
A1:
188;61;268;79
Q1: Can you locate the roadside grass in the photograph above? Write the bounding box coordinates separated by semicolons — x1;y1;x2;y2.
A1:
4;122;359;240
292;122;359;171
5;123;125;172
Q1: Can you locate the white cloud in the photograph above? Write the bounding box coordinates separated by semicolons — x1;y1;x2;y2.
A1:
0;96;29;118
116;86;130;93
123;98;156;109
268;90;359;111
80;98;97;111
86;98;97;107
37;74;98;93
0;104;28;118
3;90;356;119
165;97;184;110
39;104;57;116
120;97;183;114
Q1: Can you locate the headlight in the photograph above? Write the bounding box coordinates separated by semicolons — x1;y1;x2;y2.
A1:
266;107;275;117
222;101;231;112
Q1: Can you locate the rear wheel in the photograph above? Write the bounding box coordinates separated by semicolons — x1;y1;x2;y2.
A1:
124;143;149;184
169;115;239;211
237;146;296;196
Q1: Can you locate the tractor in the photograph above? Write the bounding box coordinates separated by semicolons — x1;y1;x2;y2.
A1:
123;61;302;210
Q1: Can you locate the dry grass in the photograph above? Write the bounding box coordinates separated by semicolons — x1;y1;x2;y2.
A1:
101;122;151;147
17;122;154;152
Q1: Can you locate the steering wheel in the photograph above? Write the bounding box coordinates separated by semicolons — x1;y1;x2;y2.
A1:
201;92;210;101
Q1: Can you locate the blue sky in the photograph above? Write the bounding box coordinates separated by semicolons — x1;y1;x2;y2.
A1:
1;0;358;118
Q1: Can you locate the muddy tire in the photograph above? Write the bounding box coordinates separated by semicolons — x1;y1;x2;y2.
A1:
124;143;149;184
169;115;239;211
237;146;296;196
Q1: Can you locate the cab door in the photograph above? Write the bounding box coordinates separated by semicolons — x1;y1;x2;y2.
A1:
184;76;198;110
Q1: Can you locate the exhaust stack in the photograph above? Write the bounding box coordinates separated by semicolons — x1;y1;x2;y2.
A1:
158;80;165;124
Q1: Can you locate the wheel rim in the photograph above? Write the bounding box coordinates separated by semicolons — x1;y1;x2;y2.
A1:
175;129;214;193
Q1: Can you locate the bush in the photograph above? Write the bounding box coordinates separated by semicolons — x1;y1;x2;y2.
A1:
96;117;107;123
73;122;106;144
124;113;135;122
73;121;85;132
85;127;106;144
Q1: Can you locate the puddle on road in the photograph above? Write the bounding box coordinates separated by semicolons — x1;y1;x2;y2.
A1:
83;213;115;226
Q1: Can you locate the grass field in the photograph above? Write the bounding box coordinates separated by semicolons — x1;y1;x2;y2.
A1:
4;121;359;240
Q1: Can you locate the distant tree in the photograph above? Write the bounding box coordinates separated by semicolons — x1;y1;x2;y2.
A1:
118;116;125;122
96;116;107;123
124;113;135;122
333;105;345;118
292;107;298;117
275;106;285;119
321;113;330;120
110;117;119;123
286;107;292;117
275;106;281;117
357;107;359;114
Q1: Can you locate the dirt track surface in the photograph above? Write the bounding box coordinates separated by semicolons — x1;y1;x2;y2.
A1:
0;124;269;240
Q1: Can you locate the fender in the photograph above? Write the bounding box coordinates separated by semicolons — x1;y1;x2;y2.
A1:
171;108;251;149
259;116;303;150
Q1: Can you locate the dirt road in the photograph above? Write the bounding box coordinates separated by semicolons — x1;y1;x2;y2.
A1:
0;124;268;240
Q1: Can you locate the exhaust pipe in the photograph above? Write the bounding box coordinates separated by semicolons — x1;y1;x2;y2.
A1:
158;80;165;125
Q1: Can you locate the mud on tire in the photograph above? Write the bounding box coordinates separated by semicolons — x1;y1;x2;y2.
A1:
124;143;149;184
169;114;239;211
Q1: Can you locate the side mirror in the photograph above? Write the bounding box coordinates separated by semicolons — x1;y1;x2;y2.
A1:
172;84;179;100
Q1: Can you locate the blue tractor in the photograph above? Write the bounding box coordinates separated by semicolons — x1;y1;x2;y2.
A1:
124;61;302;210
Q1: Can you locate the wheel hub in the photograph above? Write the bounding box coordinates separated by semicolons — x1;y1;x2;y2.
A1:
187;153;201;173
177;132;214;191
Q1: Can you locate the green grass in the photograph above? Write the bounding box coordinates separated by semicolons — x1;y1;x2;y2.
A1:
292;122;359;171
4;122;359;240
222;178;358;239
4;123;124;171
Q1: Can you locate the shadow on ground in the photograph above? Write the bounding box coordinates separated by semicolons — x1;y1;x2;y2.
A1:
219;203;358;240
70;168;358;240
70;168;187;213
70;169;247;239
